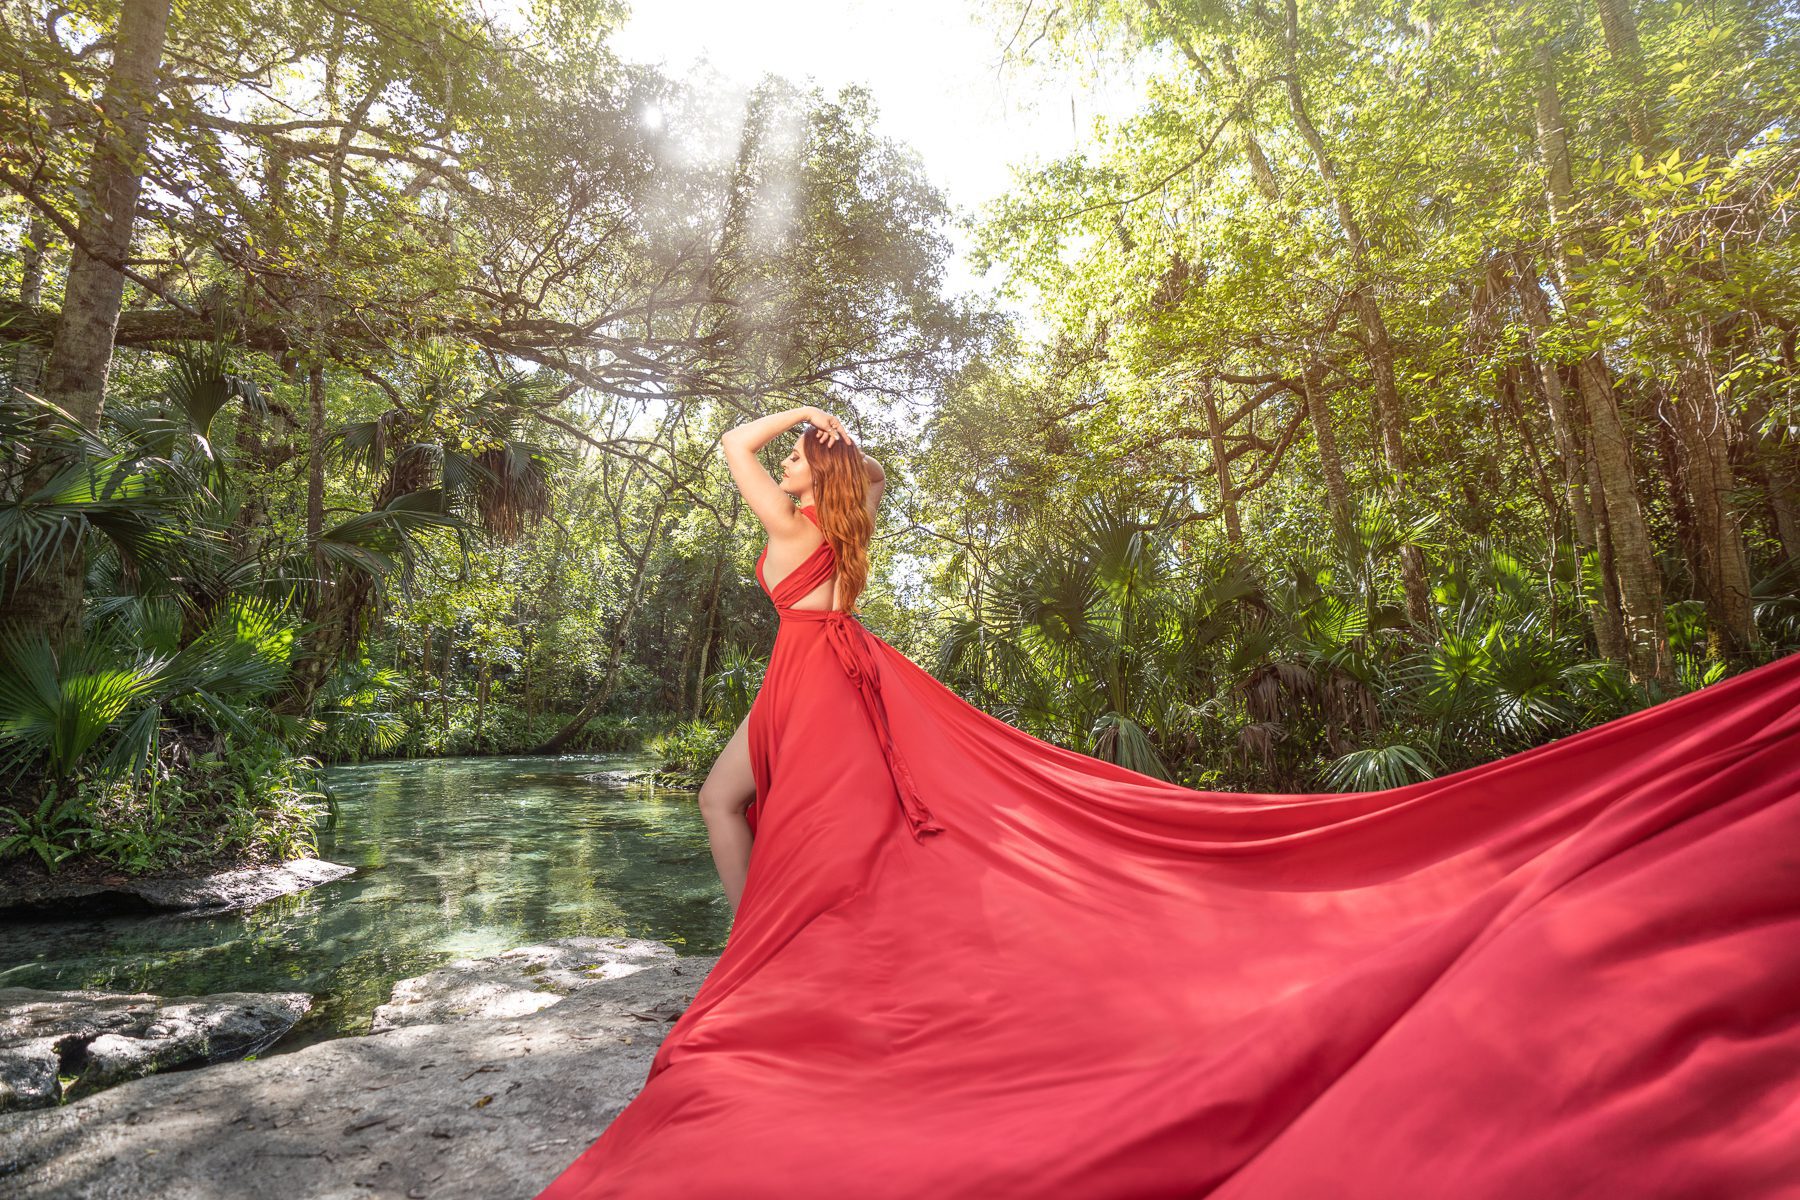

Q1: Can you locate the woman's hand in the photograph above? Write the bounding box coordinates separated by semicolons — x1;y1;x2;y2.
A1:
801;407;850;447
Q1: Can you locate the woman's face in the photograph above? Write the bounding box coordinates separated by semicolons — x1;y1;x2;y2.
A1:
778;440;812;498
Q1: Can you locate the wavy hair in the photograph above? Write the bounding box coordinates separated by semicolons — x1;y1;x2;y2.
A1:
801;426;872;613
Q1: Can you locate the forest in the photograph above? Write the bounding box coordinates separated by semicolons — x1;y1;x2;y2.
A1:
2;0;1796;880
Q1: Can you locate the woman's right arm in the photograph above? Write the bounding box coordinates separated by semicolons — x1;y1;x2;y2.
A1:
719;406;847;529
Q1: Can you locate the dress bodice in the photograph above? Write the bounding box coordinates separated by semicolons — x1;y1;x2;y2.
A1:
755;504;839;614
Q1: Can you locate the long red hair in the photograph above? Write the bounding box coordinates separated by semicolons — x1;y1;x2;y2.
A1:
802;426;872;613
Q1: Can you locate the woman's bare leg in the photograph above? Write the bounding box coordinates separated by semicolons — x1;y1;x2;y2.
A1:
698;712;756;914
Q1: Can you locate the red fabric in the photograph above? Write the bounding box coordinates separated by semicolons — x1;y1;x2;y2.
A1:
537;508;1800;1198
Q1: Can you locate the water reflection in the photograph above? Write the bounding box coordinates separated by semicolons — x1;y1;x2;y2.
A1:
0;755;728;1051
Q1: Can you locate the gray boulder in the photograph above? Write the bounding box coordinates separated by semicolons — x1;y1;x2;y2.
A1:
0;987;312;1111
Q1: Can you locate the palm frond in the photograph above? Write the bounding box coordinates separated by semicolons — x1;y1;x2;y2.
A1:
1320;741;1442;792
0;627;165;783
1089;711;1170;780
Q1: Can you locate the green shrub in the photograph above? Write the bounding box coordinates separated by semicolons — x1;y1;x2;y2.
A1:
647;719;731;787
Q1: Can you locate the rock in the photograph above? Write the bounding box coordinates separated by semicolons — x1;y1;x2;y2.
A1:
0;943;720;1199
370;937;678;1031
0;857;358;918
0;987;312;1111
576;768;657;785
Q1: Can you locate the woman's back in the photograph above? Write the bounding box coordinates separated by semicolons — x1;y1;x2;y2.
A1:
756;504;840;612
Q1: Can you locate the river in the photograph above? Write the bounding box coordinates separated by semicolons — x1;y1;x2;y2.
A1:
0;755;728;1053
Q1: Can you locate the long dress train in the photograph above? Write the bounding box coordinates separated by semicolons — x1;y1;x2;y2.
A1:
536;504;1800;1198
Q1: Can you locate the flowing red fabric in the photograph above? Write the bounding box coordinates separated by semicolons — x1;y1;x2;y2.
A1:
537;506;1800;1199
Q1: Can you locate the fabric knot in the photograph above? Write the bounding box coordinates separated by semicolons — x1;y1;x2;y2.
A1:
819;611;946;842
823;612;870;685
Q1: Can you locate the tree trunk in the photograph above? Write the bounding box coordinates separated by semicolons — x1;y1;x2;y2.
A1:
278;33;401;715
1512;262;1627;661
1154;5;1280;202
1758;326;1798;560
228;150;295;542
1496;365;1563;536
305;364;326;545
1591;0;1656;148
278;364;340;713
3;214;54;511
1587;1;1755;656
440;628;454;742
2;0;174;648
477;666;489;740
1217;43;1279;202
1651;394;1705;600
523;644;536;723
1663;361;1759;653
1200;383;1241;543
1581;426;1630;656
12;213;52;402
1759;457;1800;565
1299;362;1351;533
1513;261;1600;549
692;551;724;718
1574;353;1670;680
1727;331;1800;566
1282;0;1430;626
1529;25;1671;682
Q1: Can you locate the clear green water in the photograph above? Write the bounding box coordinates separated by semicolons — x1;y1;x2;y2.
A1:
0;755;729;1052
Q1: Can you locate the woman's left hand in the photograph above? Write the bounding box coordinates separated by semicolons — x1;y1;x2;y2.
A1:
805;408;850;446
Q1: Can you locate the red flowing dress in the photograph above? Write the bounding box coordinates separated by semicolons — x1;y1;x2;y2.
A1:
537;504;1800;1199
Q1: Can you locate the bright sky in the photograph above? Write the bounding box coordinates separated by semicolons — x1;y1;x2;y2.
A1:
609;0;1148;302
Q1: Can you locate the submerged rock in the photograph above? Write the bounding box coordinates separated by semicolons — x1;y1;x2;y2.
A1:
371;936;678;1031
0;941;717;1199
0;856;357;918
0;987;312;1111
576;767;659;785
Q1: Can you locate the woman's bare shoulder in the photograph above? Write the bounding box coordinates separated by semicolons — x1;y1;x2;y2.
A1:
765;506;821;544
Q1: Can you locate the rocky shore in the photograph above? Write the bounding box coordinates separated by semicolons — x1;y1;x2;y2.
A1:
0;937;716;1199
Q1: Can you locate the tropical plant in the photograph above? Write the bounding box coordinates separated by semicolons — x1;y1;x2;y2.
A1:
704;641;767;728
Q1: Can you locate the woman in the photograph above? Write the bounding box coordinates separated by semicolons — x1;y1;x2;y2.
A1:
538;408;1800;1199
694;403;888;915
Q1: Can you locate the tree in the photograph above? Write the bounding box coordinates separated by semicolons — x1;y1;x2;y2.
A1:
6;0;174;647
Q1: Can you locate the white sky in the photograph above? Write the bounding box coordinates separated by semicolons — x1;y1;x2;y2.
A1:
609;0;1149;303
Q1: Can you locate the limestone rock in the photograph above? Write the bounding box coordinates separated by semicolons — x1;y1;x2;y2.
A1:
370;937;678;1031
0;857;357;918
0;987;312;1111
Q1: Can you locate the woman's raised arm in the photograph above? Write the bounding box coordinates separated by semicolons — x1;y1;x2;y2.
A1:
719;405;847;530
